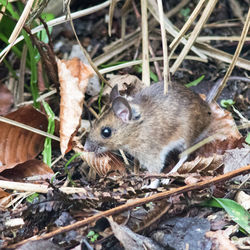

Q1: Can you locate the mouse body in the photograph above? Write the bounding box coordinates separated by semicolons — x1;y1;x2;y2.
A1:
84;81;211;174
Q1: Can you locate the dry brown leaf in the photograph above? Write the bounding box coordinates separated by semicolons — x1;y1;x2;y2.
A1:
0;188;11;208
1;159;54;181
104;74;145;97
179;154;224;175
57;57;93;155
235;191;250;210
223;146;250;173
206;230;237;250
0;83;13;115
73;140;125;176
0;106;48;173
196;101;243;157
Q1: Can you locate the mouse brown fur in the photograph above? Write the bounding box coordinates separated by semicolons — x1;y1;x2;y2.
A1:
84;82;211;173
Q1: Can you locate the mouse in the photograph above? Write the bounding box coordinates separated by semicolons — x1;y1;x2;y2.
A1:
84;81;212;180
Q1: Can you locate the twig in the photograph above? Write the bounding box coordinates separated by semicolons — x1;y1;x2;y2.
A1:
7;164;250;249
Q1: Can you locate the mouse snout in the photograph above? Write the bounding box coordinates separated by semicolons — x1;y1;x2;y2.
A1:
84;138;97;152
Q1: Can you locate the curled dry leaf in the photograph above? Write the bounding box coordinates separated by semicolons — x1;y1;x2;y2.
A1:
0;83;14;115
1;159;54;181
74;140;125;176
206;230;237;250
196;101;243;157
57;57;93;155
104;74;145;97
235;191;250;210
179;154;224;175
0;106;48;173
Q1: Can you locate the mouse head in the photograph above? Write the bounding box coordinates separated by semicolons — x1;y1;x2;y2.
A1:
84;84;142;154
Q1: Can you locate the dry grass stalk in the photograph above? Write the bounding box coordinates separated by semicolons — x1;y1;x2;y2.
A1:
8;0;34;44
170;0;206;50
0;0;113;61
196;43;250;71
0;0;35;63
213;7;250;102
141;0;150;86
99;55;207;74
16;45;27;104
108;0;117;36
157;0;170;94
94;32;141;66
66;4;111;87
0;116;60;141
147;0;207;60
170;0;218;74
229;0;245;24
197;36;250;42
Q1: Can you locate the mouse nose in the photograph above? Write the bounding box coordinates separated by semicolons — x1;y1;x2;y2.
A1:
84;138;97;152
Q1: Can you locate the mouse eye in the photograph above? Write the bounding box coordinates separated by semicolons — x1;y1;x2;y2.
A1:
101;127;112;138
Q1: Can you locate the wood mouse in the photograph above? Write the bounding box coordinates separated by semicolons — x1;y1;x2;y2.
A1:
84;81;211;178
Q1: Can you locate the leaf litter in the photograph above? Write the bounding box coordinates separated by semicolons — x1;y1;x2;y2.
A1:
0;1;249;249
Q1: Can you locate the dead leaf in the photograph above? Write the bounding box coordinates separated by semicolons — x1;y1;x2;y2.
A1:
235;191;250;210
57;57;93;155
104;74;145;97
0;106;48;173
197;102;243;157
108;217;162;250
179;154;224;175
0;83;13;115
224;146;250;172
0;188;11;208
1;159;54;181
206;230;237;250
73;140;125;176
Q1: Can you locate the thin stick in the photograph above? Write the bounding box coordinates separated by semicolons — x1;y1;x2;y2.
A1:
157;0;170;94
141;0;150;86
8;164;250;249
0;116;60;141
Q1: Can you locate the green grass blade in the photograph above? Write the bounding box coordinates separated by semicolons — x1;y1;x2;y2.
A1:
22;31;39;108
185;75;205;88
203;197;250;234
42;101;55;167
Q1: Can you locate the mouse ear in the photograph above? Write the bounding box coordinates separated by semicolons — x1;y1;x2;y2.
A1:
112;96;132;123
110;84;119;103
